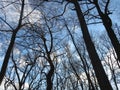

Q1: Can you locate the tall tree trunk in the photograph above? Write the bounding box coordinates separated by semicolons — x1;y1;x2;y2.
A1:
93;0;120;62
0;0;25;84
72;0;113;90
0;32;16;84
46;56;54;90
43;37;54;90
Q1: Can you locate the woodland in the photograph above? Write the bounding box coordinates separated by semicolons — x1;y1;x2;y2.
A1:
0;0;120;90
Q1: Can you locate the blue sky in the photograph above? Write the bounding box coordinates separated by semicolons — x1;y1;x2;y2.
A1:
0;0;120;89
0;0;120;76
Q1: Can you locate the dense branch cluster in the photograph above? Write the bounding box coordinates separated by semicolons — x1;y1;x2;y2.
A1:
0;0;120;90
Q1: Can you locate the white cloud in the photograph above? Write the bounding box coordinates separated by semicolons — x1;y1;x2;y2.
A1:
102;48;120;88
0;0;41;27
18;56;27;67
103;48;118;68
23;0;41;23
13;47;20;55
0;77;29;90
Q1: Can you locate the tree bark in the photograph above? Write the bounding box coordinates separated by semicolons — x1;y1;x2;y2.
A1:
93;0;120;63
0;0;25;84
72;0;113;90
0;32;16;84
43;37;54;90
46;56;54;90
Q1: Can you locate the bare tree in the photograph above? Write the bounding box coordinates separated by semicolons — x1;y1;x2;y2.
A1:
89;0;120;63
0;0;25;84
67;0;113;90
0;0;119;90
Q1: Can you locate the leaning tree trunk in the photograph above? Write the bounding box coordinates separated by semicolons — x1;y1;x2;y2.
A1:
0;0;25;84
72;0;113;90
0;31;17;84
93;0;120;63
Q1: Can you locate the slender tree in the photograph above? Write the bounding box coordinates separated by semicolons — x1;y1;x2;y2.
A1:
0;0;25;84
90;0;120;62
65;23;96;90
69;0;113;89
